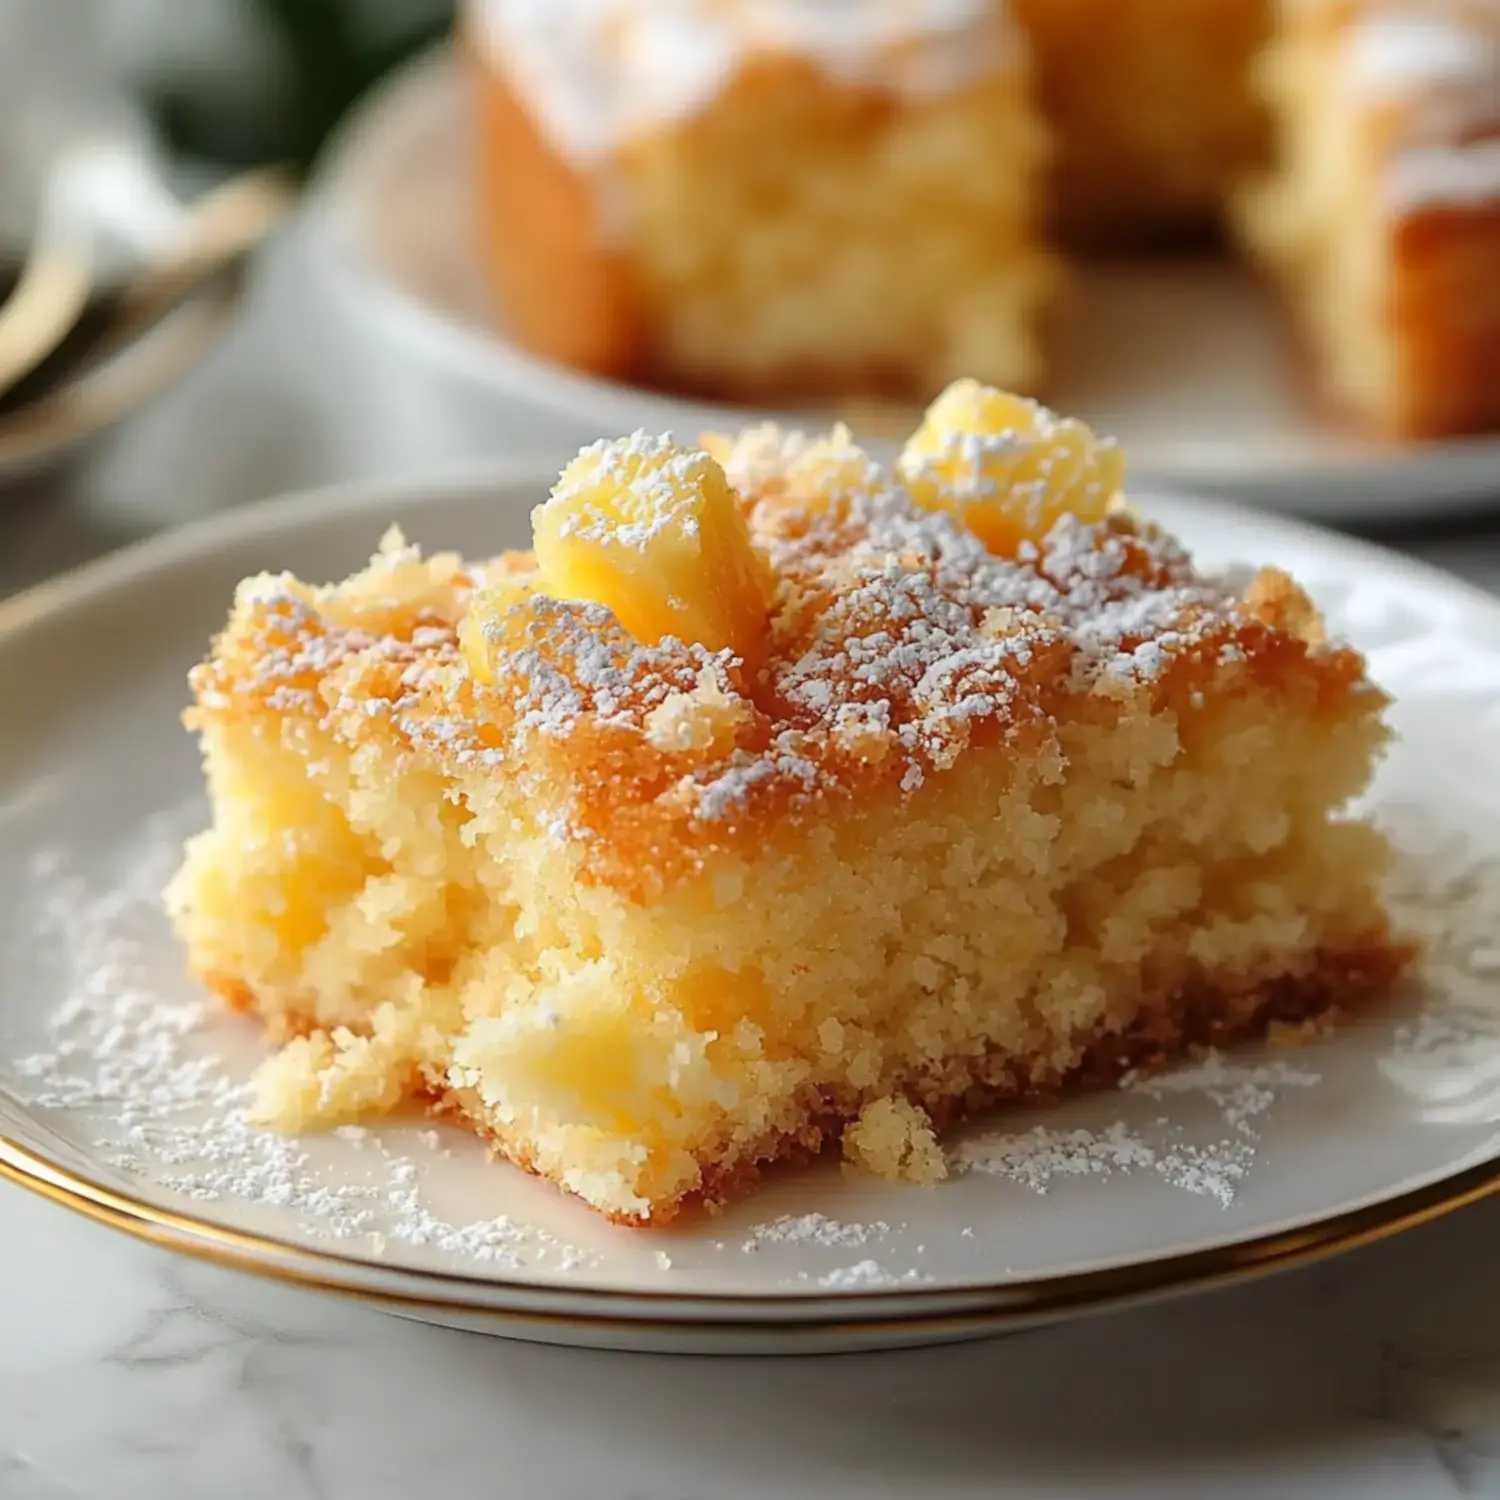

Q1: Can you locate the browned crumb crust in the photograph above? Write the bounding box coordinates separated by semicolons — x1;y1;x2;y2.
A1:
385;930;1411;1228
190;504;1374;906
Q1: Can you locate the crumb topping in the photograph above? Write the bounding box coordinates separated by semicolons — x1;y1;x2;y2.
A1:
190;430;1370;893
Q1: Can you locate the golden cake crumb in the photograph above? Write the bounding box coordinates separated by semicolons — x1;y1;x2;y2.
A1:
844;1097;950;1185
167;379;1410;1225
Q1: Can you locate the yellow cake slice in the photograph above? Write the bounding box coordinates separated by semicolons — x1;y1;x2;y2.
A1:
468;0;1057;402
1012;0;1273;247
166;382;1409;1224
1236;0;1500;438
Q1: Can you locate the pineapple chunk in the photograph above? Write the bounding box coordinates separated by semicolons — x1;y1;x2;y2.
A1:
532;433;771;663
461;569;539;687
898;379;1125;555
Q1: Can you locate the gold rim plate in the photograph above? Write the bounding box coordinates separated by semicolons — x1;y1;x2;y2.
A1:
3;473;1499;1349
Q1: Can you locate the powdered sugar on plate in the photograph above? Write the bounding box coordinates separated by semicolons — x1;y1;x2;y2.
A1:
1125;1055;1322;1135
1375;807;1500;1126
741;1212;892;1252
802;1260;935;1291
6;789;1500;1287
951;1120;1160;1195
948;1057;1317;1210
6;803;597;1275
952;810;1500;1209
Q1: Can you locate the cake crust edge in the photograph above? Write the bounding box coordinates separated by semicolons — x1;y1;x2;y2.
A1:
212;928;1414;1228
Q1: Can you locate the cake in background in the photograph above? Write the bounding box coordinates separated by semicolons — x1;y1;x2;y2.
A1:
1237;0;1500;439
1012;0;1272;249
465;0;1500;441
467;0;1058;404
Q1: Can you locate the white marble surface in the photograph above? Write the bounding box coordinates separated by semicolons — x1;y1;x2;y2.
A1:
9;1180;1500;1498
8;207;1500;1500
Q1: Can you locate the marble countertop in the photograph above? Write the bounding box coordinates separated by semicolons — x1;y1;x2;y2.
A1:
8;247;1500;1497
9;1170;1500;1498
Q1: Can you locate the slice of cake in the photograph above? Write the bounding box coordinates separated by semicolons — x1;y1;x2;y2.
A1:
1012;0;1273;248
166;381;1410;1225
1236;0;1500;438
465;0;1057;401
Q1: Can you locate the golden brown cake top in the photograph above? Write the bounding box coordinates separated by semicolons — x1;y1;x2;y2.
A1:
1321;0;1500;209
468;0;1023;164
190;387;1378;897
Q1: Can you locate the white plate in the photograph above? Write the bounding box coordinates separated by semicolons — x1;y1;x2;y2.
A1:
300;50;1500;526
4;470;1500;1355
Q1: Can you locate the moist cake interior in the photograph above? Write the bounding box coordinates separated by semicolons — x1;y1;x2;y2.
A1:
167;386;1409;1224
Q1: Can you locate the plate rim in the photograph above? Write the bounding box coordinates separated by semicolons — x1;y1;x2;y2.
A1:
6;466;1500;1329
7;1129;1500;1333
304;45;1500;518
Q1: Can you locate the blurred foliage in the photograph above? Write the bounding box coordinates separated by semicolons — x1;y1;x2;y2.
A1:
152;0;455;174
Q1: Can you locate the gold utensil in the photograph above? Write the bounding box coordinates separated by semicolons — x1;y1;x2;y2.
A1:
0;238;92;402
0;162;296;405
111;166;297;345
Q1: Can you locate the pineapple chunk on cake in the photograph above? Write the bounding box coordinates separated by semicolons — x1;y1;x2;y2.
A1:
167;379;1410;1225
898;378;1125;555
531;432;771;662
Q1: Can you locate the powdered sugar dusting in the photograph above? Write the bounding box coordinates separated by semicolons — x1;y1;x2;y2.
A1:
805;1260;934;1290
1341;4;1500;213
1124;1055;1322;1135
204;424;1339;892
951;1121;1159;1195
8;806;596;1275
1388;140;1500;212
549;430;710;550
471;0;1017;165
1349;9;1497;98
1376;807;1500;1122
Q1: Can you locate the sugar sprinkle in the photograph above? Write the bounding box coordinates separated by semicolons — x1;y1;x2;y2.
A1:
741;1211;892;1252
9;806;595;1275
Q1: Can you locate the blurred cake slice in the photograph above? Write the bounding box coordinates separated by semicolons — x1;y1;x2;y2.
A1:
465;0;1057;402
1237;0;1500;437
167;382;1410;1225
1013;0;1273;248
